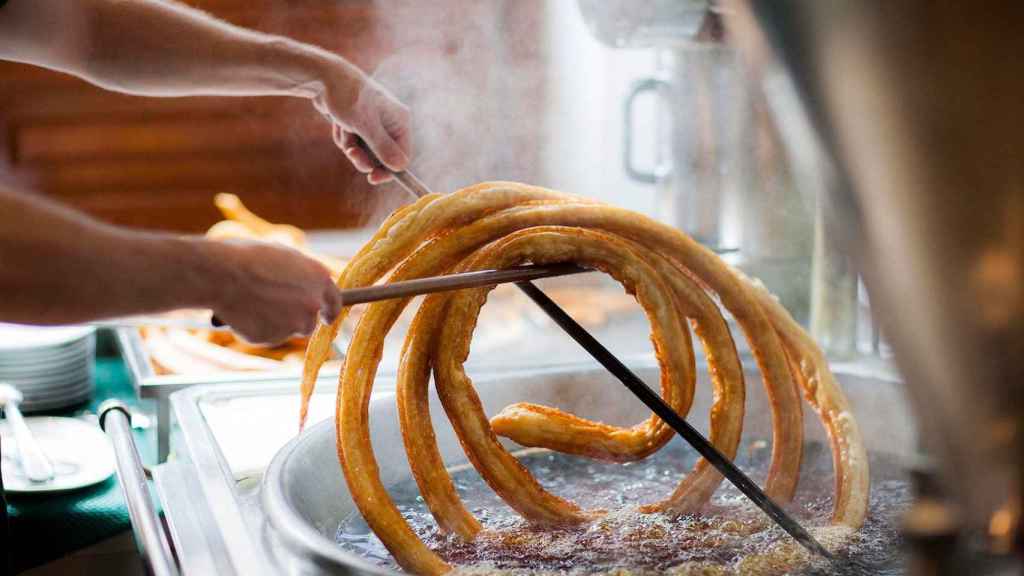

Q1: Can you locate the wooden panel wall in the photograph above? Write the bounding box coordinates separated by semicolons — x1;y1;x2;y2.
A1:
0;0;547;232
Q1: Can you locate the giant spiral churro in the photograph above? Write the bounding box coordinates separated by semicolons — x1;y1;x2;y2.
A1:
299;182;869;575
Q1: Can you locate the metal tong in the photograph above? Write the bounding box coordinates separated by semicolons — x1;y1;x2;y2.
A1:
95;264;588;331
386;166;834;560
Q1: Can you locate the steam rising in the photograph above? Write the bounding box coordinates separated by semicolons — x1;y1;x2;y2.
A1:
353;0;658;226
257;1;658;227
371;2;548;204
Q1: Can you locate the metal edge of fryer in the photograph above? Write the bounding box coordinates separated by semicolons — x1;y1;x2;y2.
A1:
263;418;397;576
164;382;301;576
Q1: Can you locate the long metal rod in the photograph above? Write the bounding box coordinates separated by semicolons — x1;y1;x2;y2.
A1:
393;170;433;200
111;265;586;331
390;168;832;560
99;400;180;576
88;316;232;331
515;282;833;559
339;263;587;306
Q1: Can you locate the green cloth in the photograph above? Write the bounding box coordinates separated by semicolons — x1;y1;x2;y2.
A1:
5;339;155;573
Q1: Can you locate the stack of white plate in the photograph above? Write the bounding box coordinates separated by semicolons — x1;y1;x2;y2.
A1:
0;324;96;413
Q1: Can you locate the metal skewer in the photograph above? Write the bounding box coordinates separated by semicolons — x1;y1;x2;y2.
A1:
338;263;587;306
392;170;433;200
387;165;834;560
515;282;834;560
88;316;233;331
100;265;587;330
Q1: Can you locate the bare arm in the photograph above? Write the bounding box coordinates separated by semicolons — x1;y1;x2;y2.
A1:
0;0;409;181
0;185;341;344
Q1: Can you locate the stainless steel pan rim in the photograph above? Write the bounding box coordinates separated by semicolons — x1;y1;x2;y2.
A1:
263;417;396;576
260;361;675;576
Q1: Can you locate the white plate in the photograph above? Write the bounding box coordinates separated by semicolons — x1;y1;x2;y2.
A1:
0;347;91;364
0;416;114;493
0;352;91;370
0;345;93;364
0;339;91;356
0;340;93;363
0;357;92;379
0;324;95;352
21;386;93;405
20;393;94;414
20;393;93;414
10;384;93;403
0;334;91;352
0;370;91;387
1;368;93;390
0;358;92;377
18;375;93;394
20;379;94;402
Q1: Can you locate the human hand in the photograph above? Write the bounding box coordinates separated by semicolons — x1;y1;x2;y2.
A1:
312;59;411;184
203;240;342;345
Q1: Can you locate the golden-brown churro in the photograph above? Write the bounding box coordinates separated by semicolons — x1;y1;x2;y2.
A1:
300;182;868;575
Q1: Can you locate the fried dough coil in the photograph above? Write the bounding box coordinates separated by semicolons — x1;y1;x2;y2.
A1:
300;182;869;575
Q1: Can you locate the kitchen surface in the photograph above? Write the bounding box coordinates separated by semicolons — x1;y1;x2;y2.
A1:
1;1;1022;575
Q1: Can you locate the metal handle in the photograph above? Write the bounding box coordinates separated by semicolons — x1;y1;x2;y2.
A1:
392;170;432;200
623;77;671;184
351;135;431;200
99;400;179;576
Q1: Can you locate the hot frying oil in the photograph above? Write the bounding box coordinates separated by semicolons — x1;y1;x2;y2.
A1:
336;441;909;574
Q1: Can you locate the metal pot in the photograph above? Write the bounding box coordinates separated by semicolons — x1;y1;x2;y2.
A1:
576;0;714;49
623;44;814;322
262;360;913;574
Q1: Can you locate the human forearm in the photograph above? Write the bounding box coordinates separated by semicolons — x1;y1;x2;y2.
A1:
0;0;410;175
0;187;219;324
0;186;342;343
0;0;351;98
86;0;360;98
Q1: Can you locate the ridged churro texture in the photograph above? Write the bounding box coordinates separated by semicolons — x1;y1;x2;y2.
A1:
298;182;869;575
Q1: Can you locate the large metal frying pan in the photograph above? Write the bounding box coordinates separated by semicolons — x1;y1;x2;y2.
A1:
262;360;913;574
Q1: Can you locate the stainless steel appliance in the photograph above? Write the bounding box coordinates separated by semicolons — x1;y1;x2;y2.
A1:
105;360;910;575
592;1;816;327
731;0;1024;571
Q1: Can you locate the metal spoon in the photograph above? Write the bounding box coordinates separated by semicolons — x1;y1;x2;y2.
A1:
0;383;55;482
